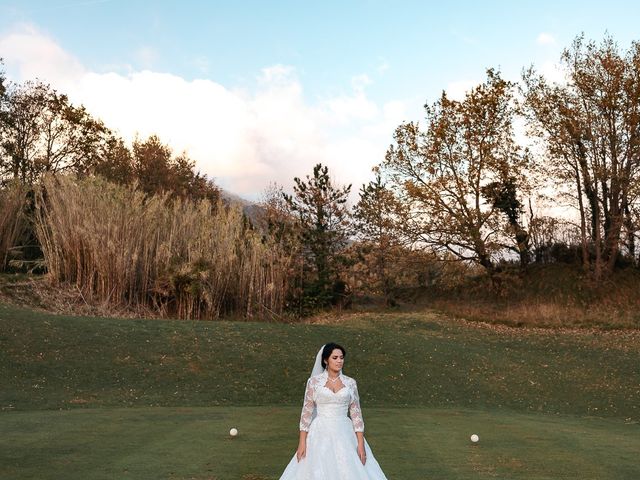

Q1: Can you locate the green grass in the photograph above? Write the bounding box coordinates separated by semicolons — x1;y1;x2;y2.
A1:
1;406;638;479
1;302;639;479
1;304;638;419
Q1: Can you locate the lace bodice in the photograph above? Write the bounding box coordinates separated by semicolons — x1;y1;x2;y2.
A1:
298;371;364;433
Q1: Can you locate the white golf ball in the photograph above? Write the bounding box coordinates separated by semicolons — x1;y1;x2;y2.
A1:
470;434;479;443
229;428;238;437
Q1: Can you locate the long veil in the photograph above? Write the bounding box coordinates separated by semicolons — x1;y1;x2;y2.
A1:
311;345;325;377
309;345;325;423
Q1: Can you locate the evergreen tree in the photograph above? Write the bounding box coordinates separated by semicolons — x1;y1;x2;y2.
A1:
284;163;351;310
353;170;405;305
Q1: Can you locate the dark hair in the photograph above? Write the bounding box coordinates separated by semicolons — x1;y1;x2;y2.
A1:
321;342;346;369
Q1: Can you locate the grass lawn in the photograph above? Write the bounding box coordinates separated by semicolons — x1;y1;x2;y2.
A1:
1;302;639;479
1;406;639;480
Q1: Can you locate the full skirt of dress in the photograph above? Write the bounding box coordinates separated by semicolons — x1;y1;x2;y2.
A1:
279;415;388;480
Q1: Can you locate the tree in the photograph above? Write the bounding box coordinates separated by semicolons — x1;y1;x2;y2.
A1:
133;134;174;195
0;81;47;183
1;81;108;184
623;179;640;263
259;182;299;247
131;134;219;203
0;58;6;113
481;175;531;268
257;182;303;310
0;58;5;98
93;136;134;186
284;163;351;309
522;35;640;278
353;170;405;305
185;169;220;205
382;69;529;276
0;59;8;177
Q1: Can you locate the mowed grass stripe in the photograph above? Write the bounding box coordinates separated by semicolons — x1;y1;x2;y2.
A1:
0;407;638;480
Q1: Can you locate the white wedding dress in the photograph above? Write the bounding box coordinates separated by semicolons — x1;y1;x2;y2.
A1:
279;370;388;479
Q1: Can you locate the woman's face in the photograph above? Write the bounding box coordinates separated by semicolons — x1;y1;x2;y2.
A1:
326;348;344;372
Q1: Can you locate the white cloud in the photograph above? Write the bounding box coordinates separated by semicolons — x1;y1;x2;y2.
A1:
321;91;379;125
536;32;556;46
445;79;478;101
539;60;568;84
0;24;409;200
330;99;412;195
0;23;85;91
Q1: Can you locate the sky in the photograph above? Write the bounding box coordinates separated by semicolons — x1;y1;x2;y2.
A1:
1;0;639;200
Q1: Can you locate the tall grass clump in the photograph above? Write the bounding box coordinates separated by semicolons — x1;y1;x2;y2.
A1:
0;181;30;271
34;174;292;319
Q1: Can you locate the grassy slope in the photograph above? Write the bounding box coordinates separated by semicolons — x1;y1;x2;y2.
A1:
418;263;640;329
1;303;638;420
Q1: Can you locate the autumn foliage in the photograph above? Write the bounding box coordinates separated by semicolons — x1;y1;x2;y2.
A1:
3;35;640;321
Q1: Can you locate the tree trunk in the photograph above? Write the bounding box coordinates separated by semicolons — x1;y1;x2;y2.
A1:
515;227;530;269
623;200;636;264
603;208;623;275
574;164;590;269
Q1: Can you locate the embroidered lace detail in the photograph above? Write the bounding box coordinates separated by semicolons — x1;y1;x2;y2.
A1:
298;377;316;431
348;379;365;432
298;373;365;433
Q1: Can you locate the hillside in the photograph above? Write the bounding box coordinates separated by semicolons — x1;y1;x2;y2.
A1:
409;263;640;329
1;303;638;421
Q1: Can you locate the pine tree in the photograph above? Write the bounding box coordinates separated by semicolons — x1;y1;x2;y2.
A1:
284;163;351;310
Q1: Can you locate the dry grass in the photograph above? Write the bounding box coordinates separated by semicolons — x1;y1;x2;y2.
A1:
0;274;154;318
0;181;29;271
429;298;640;330
32;175;293;319
400;263;640;330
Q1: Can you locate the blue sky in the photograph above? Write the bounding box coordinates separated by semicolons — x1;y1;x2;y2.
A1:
1;0;639;198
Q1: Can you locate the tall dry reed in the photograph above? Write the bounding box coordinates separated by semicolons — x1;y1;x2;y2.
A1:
0;181;29;271
34;174;292;319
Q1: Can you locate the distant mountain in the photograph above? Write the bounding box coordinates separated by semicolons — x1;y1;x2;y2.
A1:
219;188;253;207
219;188;266;229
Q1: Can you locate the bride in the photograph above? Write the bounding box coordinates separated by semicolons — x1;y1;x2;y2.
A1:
278;343;389;479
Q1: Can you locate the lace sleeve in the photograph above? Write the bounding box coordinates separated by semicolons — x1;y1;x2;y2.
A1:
348;380;365;433
299;378;315;432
